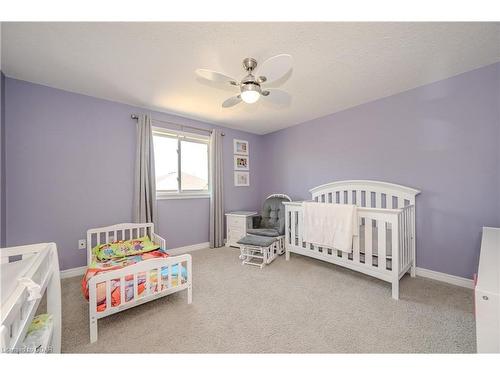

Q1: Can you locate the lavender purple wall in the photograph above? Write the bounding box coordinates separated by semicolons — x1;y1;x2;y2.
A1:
4;78;264;269
3;63;499;278
260;63;500;279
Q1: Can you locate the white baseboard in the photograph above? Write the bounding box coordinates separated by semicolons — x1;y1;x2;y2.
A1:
60;242;210;279
415;267;474;289
60;265;86;279
167;242;210;255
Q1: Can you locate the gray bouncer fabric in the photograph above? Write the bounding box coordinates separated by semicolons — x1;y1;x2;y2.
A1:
252;195;291;236
237;234;276;247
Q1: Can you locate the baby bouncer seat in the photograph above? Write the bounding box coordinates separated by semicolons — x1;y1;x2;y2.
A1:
237;194;291;268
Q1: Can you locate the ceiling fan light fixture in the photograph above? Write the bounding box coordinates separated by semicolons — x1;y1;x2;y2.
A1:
196;54;293;108
240;83;261;104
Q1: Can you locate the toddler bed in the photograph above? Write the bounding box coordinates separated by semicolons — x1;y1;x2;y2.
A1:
284;180;420;299
84;223;192;343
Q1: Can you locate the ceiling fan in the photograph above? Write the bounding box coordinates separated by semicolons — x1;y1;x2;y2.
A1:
195;54;293;108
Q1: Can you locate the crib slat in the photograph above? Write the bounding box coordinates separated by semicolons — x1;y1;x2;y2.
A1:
120;277;125;305
177;263;182;286
365;219;372;265
145;270;151;296
341;248;347;259
106;281;112;310
411;205;416;271
378;221;387;270
291;211;297;247
405;209;410;267
402;212;406;270
297;209;303;245
401;211;408;268
355;190;361;206
285;210;290;246
353;216;360;263
167;265;172;288
402;211;406;268
133;274;139;300
157;268;162;291
398;214;405;272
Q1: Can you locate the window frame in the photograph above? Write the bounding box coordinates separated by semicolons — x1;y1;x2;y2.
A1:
152;126;211;200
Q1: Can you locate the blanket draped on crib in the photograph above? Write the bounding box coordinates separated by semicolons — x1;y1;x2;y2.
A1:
302;202;358;253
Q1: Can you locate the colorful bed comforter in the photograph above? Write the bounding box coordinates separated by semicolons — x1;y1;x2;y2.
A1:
82;250;187;311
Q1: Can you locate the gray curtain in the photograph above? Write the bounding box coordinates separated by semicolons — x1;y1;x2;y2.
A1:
209;129;224;248
133;114;157;224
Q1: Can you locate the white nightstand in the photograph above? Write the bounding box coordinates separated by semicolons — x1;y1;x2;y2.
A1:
225;211;258;248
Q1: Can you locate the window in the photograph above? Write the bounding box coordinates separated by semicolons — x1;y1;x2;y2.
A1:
153;127;210;199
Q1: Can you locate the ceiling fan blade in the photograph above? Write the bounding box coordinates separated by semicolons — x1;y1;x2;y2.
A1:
222;95;242;108
195;69;238;86
261;89;291;107
257;54;293;84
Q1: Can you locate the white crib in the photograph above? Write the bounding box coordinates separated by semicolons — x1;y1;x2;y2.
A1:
284;180;420;299
86;223;192;343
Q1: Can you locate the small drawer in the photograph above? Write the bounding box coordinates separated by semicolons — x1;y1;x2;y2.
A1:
229;223;245;232
228;216;245;227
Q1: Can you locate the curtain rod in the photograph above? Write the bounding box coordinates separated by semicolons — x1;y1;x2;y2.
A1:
131;114;225;136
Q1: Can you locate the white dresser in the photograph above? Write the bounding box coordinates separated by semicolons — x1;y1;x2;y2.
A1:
225;211;257;248
475;227;500;353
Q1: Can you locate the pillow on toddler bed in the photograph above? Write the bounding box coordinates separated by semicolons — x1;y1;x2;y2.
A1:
93;235;160;261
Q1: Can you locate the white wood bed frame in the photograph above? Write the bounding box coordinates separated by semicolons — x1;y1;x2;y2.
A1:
86;223;192;343
284;180;420;299
1;243;61;353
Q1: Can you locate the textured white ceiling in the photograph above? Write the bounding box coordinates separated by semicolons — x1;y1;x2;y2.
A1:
2;22;500;134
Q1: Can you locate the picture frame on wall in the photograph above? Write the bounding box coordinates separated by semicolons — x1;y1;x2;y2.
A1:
234;155;249;170
234;171;250;187
233;139;249;155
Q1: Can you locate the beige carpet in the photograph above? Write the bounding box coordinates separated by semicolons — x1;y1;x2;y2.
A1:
61;247;476;353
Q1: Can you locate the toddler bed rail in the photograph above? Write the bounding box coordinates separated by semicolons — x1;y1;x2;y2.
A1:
284;180;420;299
87;222;166;265
86;223;191;343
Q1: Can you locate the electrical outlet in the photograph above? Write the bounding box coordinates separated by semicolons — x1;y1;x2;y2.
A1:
78;239;87;250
